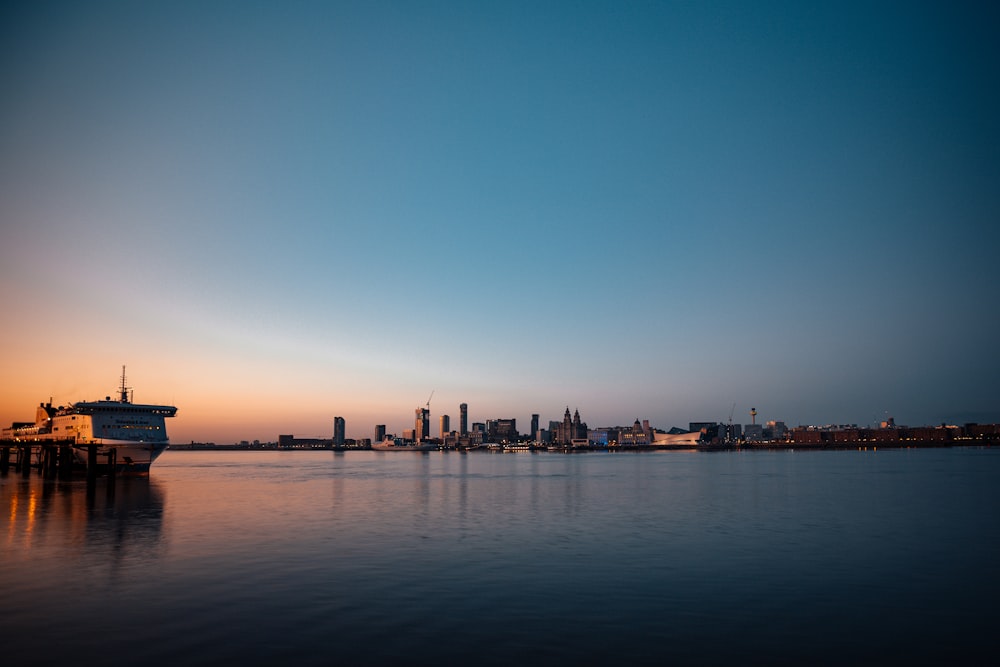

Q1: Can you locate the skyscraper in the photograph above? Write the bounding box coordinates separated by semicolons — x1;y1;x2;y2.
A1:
333;416;345;446
440;414;450;438
460;403;468;436
375;424;386;443
415;407;430;441
531;414;539;440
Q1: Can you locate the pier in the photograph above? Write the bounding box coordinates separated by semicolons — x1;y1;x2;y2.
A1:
0;440;121;481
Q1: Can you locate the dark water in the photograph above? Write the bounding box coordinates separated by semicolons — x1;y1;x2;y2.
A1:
2;448;997;666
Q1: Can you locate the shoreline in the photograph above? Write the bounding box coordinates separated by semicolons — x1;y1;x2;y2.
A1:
162;440;997;452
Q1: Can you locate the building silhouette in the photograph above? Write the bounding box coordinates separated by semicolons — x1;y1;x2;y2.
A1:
440;414;450;438
531;414;539;441
375;424;386;443
415;407;430;441
333;416;345;446
460;403;468;435
486;418;517;443
555;408;588;446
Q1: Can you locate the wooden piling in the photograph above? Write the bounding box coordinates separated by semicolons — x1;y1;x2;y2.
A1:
87;444;97;483
1;445;9;473
21;445;32;477
106;448;117;496
41;445;54;478
59;445;74;480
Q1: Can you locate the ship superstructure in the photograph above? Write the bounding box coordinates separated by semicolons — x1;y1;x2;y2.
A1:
2;367;177;474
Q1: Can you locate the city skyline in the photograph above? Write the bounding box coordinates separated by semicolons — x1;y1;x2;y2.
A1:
2;2;998;444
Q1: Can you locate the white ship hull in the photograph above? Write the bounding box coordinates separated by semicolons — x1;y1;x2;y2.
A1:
71;440;170;474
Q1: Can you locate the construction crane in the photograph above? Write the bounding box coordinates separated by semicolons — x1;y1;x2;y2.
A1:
426;390;434;410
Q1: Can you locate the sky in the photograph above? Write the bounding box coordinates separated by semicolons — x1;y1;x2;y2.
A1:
2;0;998;443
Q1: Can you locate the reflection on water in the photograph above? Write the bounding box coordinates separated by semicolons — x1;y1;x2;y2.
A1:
2;474;165;587
2;448;998;667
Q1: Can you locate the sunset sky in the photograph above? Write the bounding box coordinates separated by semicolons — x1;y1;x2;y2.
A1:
2;1;998;443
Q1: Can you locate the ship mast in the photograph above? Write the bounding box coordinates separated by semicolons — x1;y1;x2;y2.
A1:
119;365;131;403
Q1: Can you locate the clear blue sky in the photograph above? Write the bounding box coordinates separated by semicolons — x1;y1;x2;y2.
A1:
2;1;998;442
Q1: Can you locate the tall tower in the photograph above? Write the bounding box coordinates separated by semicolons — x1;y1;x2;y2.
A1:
333;416;345;446
440;414;450;438
750;407;757;425
415;407;430;441
531;413;539;441
375;424;386;443
460;403;468;436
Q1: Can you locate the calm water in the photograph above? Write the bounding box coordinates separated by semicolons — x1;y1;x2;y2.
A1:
2;448;997;666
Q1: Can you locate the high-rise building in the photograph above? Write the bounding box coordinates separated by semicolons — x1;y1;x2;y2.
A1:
333;417;345;446
486;418;517;443
440;415;450;438
375;424;386;443
531;414;539;440
415;407;430;441
460;403;468;436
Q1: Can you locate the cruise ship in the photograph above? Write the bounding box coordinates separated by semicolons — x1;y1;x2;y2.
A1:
1;367;177;474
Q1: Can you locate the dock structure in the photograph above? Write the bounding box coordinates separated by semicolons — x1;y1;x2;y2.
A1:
0;440;120;480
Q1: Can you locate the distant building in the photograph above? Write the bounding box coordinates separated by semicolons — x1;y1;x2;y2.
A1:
486;418;518;443
531;414;539;440
277;434;334;449
460;403;468;435
588;428;610;446
725;423;742;442
690;422;722;441
333;416;345;446
619;418;650;446
415;407;430;441
744;424;764;441
555;408;588;446
375;424;386;443
440;414;450;438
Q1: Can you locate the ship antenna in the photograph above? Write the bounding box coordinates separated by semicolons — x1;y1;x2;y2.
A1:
119;365;131;403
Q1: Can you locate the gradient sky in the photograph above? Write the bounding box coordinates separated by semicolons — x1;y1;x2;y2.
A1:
2;1;998;443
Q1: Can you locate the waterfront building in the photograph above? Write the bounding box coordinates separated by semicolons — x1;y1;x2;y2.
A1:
618;419;650;447
472;422;485;434
460;403;468;436
333;417;345;447
744;424;764;441
531;414;539;441
440;415;450;439
589;428;610;447
555;408;588;446
726;423;742;442
415;407;430;441
375;424;386;443
766;420;788;440
486;418;518;443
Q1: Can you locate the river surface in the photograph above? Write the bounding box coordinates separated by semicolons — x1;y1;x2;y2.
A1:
2;447;997;666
